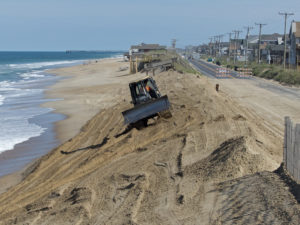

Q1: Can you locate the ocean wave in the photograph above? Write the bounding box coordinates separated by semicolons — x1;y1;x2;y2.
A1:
0;122;46;153
0;94;4;106
112;54;124;58
0;106;52;153
19;72;45;80
7;89;43;100
0;80;16;87
9;60;84;70
0;79;43;102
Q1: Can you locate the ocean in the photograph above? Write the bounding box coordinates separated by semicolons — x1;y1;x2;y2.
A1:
0;51;123;176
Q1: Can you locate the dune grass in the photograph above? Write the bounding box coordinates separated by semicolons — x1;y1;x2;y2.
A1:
251;64;300;85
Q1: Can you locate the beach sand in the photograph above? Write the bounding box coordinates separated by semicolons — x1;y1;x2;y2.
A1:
43;58;139;143
1;58;300;224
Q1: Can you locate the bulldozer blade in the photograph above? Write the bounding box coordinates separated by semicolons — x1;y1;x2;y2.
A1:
122;95;171;125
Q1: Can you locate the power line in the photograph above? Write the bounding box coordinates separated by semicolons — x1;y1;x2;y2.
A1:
279;12;294;69
255;23;267;64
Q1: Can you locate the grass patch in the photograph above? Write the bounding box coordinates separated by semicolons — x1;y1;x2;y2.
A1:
173;58;199;74
251;64;300;85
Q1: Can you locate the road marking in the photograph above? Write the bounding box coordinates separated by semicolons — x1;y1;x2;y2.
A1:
196;61;216;73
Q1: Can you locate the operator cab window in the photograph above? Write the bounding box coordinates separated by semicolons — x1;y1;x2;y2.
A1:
136;83;146;96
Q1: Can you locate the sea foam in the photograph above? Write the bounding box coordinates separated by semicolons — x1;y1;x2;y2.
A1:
0;118;46;153
0;106;52;153
20;71;45;79
9;60;83;70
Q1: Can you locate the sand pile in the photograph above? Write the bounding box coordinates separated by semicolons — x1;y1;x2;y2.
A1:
0;66;299;224
185;136;271;183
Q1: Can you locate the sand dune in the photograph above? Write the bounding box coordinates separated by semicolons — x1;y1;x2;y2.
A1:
0;59;299;224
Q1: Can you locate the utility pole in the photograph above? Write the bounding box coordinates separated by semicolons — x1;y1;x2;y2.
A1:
217;35;221;57
227;32;233;60
244;26;253;65
171;39;177;49
220;35;224;57
232;30;242;64
209;37;213;56
255;23;267;64
213;36;218;57
216;35;224;57
279;12;294;69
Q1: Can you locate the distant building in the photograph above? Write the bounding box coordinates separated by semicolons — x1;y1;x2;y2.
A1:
197;44;210;55
289;21;300;68
247;33;285;64
130;43;166;55
263;44;287;64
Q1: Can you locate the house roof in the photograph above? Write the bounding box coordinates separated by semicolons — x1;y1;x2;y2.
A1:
248;33;283;43
261;33;283;41
131;43;166;50
248;35;259;42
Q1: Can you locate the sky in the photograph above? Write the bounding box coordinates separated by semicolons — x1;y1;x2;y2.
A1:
0;0;299;51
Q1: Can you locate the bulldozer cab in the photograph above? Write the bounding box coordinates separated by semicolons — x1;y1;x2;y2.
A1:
122;76;171;126
129;77;161;105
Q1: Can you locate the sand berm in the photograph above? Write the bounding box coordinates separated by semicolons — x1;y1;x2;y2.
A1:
1;58;300;224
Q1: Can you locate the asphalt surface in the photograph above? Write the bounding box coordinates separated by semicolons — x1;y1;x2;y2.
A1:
190;59;252;79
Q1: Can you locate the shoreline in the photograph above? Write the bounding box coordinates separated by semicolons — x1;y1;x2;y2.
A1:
0;57;136;194
0;74;64;175
42;57;128;143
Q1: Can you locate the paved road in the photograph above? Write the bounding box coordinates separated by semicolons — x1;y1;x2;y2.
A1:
190;59;252;79
190;58;300;131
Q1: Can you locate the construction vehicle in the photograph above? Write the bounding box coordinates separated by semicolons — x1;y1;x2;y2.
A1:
122;77;171;127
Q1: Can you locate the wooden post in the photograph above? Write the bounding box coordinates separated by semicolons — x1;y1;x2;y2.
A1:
130;56;132;73
284;117;288;165
287;117;293;173
135;57;138;73
294;124;300;182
